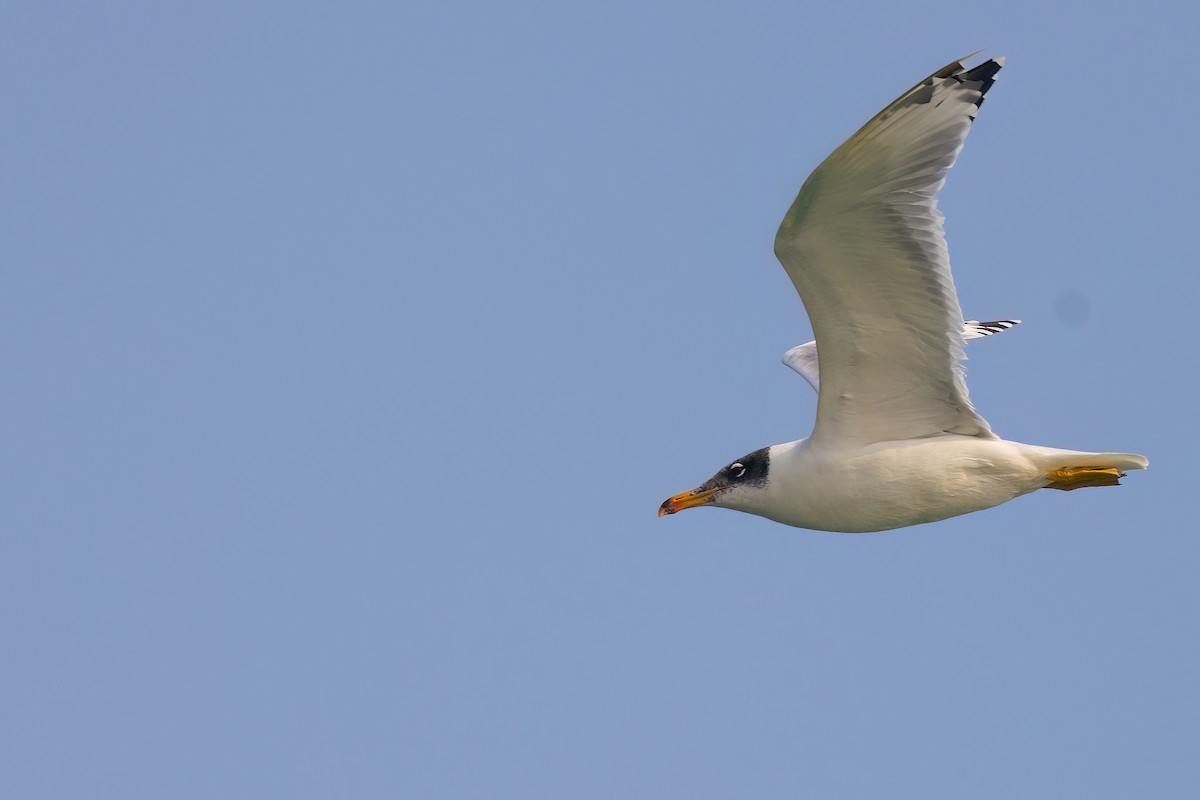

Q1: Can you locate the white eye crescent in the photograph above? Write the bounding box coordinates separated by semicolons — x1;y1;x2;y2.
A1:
730;462;746;478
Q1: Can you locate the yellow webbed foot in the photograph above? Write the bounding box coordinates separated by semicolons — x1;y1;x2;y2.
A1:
1044;466;1126;491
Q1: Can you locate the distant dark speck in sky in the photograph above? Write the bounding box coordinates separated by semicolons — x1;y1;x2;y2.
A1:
1055;291;1090;325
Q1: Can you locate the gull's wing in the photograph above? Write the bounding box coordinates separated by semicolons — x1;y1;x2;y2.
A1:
774;56;1004;445
783;319;1020;393
782;341;823;392
962;318;1020;339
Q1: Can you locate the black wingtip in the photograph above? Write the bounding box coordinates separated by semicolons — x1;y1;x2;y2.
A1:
972;319;1021;335
964;58;1004;106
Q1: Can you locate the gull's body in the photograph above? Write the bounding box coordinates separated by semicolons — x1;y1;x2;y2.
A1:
723;437;1144;533
659;56;1147;533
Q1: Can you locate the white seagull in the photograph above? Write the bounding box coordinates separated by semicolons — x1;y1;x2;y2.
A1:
659;55;1147;533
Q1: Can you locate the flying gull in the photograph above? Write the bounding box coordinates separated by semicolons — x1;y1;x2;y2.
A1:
659;56;1147;532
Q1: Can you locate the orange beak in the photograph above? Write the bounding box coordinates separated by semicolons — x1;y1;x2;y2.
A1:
658;486;721;517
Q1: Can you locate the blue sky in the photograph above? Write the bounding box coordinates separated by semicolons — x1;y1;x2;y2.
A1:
3;1;1196;797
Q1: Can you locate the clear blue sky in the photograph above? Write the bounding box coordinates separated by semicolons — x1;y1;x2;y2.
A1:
3;1;1195;797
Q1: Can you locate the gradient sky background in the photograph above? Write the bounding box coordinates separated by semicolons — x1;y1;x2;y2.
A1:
3;1;1196;797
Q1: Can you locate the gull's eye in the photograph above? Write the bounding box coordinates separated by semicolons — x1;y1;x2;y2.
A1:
729;462;746;478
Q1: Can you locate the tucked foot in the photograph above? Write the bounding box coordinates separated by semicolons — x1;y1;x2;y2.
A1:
1044;466;1126;491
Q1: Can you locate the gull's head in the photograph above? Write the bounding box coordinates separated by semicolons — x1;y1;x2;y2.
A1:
659;447;771;518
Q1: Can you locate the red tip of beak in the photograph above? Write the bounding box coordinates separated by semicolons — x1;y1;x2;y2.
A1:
658;487;718;518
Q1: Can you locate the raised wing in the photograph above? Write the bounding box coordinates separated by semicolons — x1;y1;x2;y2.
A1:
774;56;1004;445
783;319;1020;393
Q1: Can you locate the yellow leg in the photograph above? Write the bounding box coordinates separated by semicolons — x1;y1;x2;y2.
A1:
1044;466;1126;491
